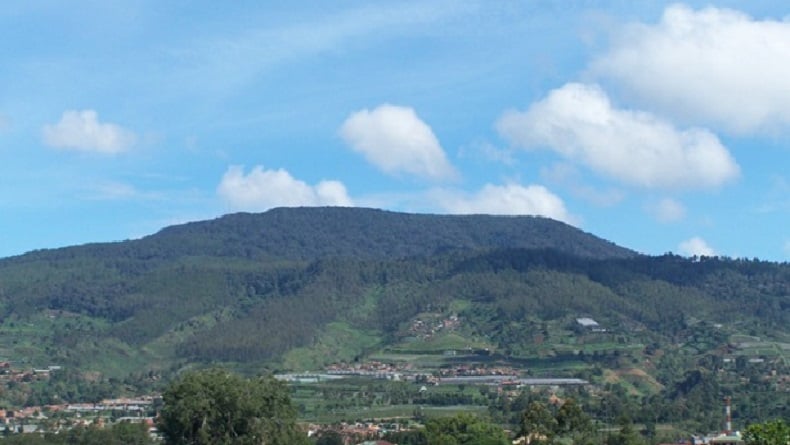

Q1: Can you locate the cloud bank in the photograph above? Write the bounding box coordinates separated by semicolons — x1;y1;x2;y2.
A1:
594;4;790;133
430;183;575;225
497;83;740;189
217;165;353;211
340;104;458;181
42;110;136;154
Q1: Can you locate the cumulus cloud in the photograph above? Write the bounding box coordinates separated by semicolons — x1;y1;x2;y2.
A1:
430;183;576;225
340;104;458;181
646;198;686;223
217;165;353;211
497;83;740;189
42;110;136;154
678;236;716;257
593;4;790;133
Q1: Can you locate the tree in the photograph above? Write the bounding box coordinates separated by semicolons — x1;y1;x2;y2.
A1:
424;413;510;445
157;369;308;445
315;431;344;445
383;430;428;445
606;415;644;445
106;421;155;445
0;422;153;445
518;401;556;444
744;419;790;445
555;398;595;445
555;399;592;435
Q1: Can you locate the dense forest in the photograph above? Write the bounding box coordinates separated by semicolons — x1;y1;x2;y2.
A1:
0;207;786;431
0;207;637;365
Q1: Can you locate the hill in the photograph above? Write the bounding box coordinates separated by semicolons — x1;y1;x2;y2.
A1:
0;207;632;365
0;207;785;365
0;207;786;427
8;207;635;263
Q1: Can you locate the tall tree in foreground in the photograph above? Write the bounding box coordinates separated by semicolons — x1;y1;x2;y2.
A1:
157;369;307;445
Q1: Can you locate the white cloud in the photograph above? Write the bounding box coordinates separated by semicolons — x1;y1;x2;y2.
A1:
646;198;686;223
593;4;790;133
497;83;740;189
678;236;716;257
42;110;136;154
784;240;790;258
340;104;458;181
217;165;353;212
430;183;576;225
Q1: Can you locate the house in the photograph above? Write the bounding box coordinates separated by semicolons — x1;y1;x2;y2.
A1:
708;433;744;445
576;317;605;332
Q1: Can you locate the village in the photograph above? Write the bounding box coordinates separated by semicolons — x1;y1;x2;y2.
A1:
0;315;784;443
0;355;783;445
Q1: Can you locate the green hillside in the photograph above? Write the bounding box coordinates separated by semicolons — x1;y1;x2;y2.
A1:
0;207;636;366
0;207;785;369
0;207;786;428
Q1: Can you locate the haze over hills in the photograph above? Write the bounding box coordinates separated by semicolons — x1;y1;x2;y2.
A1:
0;207;786;383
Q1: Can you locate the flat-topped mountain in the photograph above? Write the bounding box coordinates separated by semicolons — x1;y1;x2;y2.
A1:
8;207;634;263
146;207;636;259
0;207;785;393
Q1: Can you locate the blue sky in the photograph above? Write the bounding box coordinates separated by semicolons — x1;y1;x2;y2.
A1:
1;1;788;261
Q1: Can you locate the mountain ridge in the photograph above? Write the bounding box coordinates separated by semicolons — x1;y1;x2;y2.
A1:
0;207;785;410
3;207;636;263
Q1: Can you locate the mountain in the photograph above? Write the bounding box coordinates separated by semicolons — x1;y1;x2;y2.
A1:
0;207;785;383
147;207;637;260
9;207;635;263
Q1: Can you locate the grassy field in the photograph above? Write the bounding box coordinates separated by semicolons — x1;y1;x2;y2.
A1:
281;322;382;370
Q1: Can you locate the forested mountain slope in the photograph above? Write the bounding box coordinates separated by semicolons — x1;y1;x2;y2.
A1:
5;207;635;263
0;207;785;380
